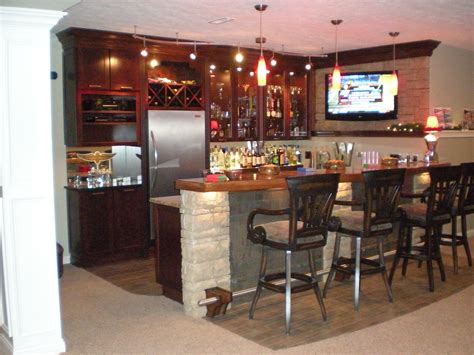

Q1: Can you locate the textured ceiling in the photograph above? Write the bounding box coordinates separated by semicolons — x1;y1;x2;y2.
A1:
54;0;473;54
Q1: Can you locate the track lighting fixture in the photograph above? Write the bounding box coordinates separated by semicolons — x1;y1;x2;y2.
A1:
140;36;148;57
270;50;277;66
189;42;197;60
235;44;244;63
305;56;312;70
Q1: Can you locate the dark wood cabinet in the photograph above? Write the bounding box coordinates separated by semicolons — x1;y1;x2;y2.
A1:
113;187;147;253
66;186;148;266
78;47;110;90
58;29;144;147
78;47;140;91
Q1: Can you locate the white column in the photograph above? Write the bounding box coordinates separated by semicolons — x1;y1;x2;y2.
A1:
0;7;66;353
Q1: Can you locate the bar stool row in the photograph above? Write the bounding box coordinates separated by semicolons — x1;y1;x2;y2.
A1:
246;163;474;334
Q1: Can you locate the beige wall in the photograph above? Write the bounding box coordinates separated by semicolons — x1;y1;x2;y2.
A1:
430;44;474;124
314;57;430;131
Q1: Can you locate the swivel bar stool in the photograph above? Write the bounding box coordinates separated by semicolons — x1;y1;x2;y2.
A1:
439;162;474;273
389;165;462;292
247;173;340;334
323;168;406;311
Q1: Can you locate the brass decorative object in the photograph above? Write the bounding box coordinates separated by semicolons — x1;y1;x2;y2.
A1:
324;159;345;170
76;151;116;170
258;164;280;176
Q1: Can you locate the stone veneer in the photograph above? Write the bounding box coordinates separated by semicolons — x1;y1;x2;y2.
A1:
180;190;231;317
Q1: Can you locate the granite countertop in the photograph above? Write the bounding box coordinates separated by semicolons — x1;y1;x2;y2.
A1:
149;195;181;208
175;162;449;193
65;181;143;191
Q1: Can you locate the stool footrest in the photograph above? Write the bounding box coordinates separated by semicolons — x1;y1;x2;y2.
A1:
259;272;316;294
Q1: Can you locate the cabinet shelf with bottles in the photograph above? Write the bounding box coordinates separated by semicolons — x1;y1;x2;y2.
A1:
78;92;140;146
208;69;310;142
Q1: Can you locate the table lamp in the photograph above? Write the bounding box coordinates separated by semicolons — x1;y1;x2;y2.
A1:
424;115;441;162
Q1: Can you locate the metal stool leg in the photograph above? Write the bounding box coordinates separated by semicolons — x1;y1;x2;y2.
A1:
389;222;405;285
451;215;459;274
461;214;473;266
249;246;267;319
378;236;393;302
354;237;362;311
308;249;327;321
285;250;292;335
323;233;341;298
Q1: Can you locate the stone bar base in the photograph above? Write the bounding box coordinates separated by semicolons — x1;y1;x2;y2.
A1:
180;190;231;317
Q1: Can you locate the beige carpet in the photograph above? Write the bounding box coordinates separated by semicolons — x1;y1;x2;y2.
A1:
60;263;474;354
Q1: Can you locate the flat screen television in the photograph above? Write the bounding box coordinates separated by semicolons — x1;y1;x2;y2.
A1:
325;71;398;121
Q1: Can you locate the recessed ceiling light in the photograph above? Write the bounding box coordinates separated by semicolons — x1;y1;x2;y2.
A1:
208;17;235;25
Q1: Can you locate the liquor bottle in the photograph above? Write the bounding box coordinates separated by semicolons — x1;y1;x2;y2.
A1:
272;147;279;165
239;148;246;168
295;145;302;164
234;148;241;169
217;147;225;171
266;96;272;118
218;124;225;138
251;150;257;167
275;99;282;119
278;146;285;166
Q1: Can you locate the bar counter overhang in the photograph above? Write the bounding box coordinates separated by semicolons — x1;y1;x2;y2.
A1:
168;162;446;317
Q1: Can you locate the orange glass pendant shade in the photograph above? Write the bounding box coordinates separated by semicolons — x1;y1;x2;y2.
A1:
257;55;267;86
390;71;398;96
332;65;341;91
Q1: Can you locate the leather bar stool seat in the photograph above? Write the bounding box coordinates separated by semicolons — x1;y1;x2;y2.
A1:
247;173;341;334
389;165;462;292
323;168;406;311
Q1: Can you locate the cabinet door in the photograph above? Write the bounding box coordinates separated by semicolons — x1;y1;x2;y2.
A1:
110;49;140;91
79;190;114;258
264;73;285;140
78;47;110;90
288;73;309;139
210;69;233;141
113;187;147;254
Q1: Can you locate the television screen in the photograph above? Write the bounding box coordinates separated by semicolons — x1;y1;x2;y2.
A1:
325;71;398;121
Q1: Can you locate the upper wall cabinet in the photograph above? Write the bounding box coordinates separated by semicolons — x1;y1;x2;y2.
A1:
78;47;140;92
58;29;144;146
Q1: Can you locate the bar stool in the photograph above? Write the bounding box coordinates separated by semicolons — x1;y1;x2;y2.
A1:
389;165;462;292
323;168;406;311
247;173;340;334
440;162;474;273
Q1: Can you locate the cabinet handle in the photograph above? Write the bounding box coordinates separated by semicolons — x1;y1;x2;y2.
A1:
89;84;102;88
123;189;136;192
120;86;133;90
92;192;105;195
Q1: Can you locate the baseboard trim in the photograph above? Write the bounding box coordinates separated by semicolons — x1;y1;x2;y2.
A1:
63;254;71;265
0;326;13;355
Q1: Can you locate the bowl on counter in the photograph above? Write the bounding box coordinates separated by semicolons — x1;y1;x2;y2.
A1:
324;159;345;170
258;164;281;176
224;169;243;181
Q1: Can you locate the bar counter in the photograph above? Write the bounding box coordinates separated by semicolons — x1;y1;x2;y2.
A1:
173;162;446;317
176;162;447;192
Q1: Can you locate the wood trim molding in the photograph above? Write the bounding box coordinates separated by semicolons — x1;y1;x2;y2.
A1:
311;130;425;138
316;40;441;68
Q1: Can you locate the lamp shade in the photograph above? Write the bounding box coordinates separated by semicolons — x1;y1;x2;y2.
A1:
390;71;398;96
425;115;441;132
257;55;267;86
332;65;341;90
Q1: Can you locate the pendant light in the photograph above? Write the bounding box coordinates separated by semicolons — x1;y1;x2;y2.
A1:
140;36;148;57
255;4;268;86
389;32;400;96
331;19;342;90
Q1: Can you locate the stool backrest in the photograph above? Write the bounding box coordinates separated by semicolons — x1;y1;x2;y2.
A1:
427;165;462;221
286;173;340;247
362;168;406;234
459;162;474;215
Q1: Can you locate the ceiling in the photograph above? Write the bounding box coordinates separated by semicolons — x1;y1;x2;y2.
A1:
25;0;474;54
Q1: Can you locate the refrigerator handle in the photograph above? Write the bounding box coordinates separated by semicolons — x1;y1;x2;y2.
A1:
150;130;158;190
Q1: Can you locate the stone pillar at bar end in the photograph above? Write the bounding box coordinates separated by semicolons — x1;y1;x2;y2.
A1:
180;190;231;317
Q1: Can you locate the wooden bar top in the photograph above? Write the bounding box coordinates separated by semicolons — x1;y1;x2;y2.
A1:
175;162;448;193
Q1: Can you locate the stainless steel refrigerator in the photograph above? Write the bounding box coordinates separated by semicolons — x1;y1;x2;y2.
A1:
148;110;206;198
